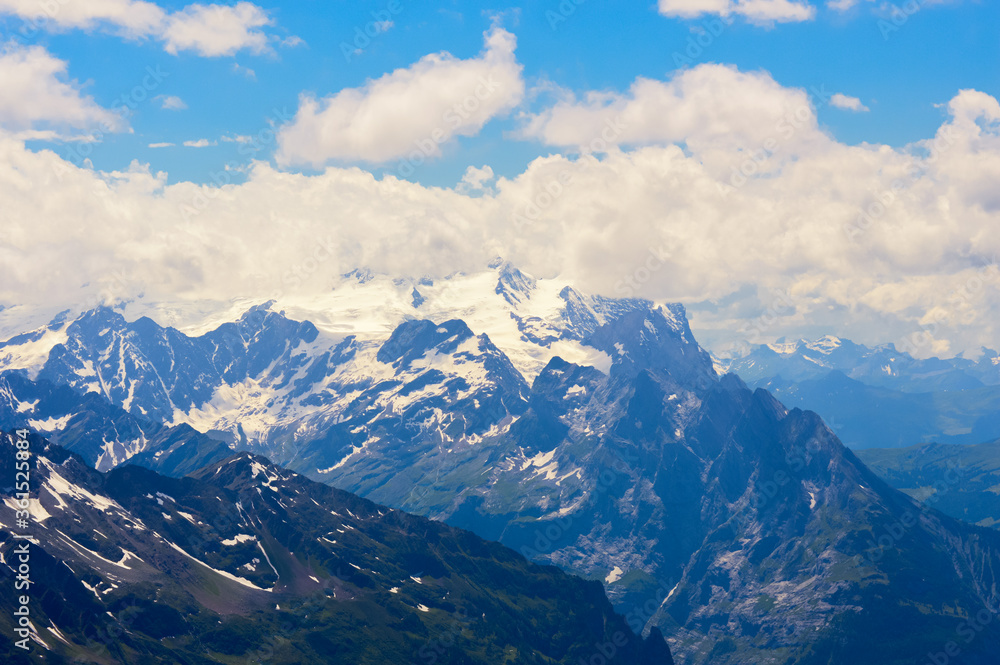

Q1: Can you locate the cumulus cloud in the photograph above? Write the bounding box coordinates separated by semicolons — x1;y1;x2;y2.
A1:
275;26;524;167
148;141;174;147
182;138;216;147
0;0;281;57
1;66;999;359
161;2;272;57
658;0;816;23
517;64;824;178
830;93;869;112
0;44;125;134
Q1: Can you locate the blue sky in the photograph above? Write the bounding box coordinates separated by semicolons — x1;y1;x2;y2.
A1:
2;0;999;359
5;0;997;186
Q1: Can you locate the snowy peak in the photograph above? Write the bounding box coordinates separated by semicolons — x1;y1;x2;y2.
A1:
556;286;653;340
492;259;537;306
376;319;475;368
803;334;842;354
585;304;717;387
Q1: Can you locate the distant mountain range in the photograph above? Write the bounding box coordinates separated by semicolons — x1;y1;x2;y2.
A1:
4;262;1000;663
717;336;1000;449
719;335;1000;392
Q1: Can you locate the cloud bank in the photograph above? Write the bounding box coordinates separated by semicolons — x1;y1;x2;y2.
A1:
2;61;999;358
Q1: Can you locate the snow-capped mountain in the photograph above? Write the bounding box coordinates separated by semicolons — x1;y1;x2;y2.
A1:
0;432;672;663
0;261;659;471
6;264;1000;663
0;370;230;473
0;259;645;383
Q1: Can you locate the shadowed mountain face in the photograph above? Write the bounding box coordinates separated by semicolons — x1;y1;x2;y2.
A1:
4;275;1000;663
0;432;673;664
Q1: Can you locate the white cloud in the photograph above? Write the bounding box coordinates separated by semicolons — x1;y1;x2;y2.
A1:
517;64;822;175
658;0;816;23
2;68;1000;360
0;0;166;36
659;0;732;18
148;142;174;147
0;0;283;57
156;95;187;110
275;25;525;167
0;44;125;134
162;2;272;57
13;129;99;143
830;93;869;112
182;138;216;147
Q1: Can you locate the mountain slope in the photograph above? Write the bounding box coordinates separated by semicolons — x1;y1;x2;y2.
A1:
857;438;1000;529
0;431;673;664
0;371;233;475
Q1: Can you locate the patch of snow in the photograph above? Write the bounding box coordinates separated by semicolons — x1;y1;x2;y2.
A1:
165;541;270;591
257;542;280;578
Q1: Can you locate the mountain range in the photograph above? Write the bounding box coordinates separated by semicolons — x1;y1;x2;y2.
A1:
4;262;1000;663
718;336;1000;449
